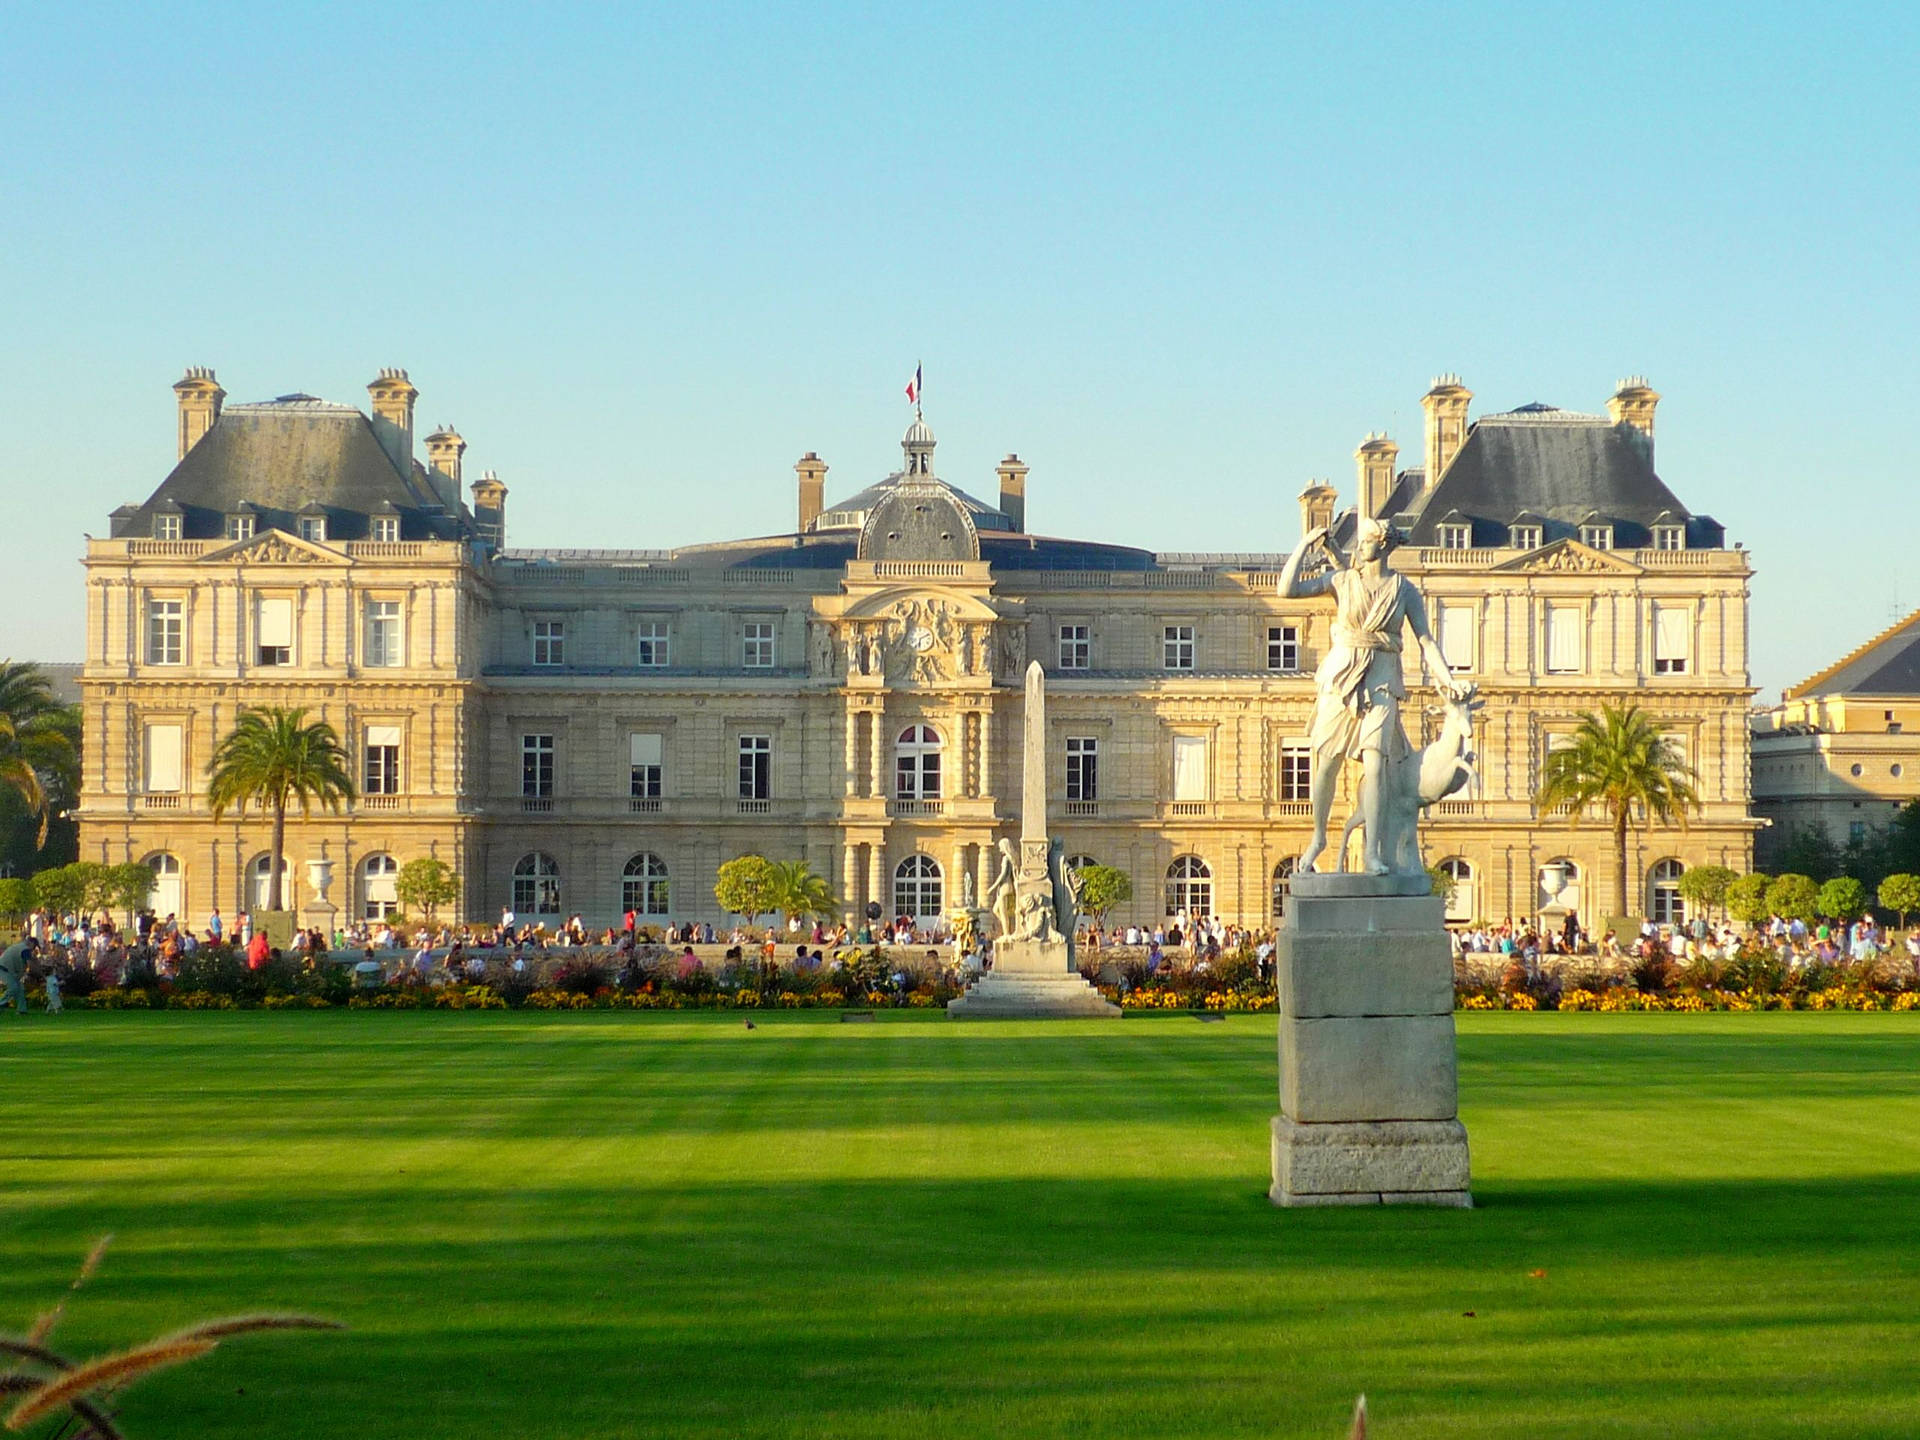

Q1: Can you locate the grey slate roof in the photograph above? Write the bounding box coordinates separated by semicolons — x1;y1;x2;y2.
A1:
1788;611;1920;699
112;400;468;542
1395;406;1724;550
661;529;1157;572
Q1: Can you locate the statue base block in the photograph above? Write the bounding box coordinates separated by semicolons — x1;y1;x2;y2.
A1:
947;939;1120;1018
1271;886;1472;1207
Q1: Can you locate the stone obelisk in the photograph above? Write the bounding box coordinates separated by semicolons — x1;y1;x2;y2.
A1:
947;661;1118;1018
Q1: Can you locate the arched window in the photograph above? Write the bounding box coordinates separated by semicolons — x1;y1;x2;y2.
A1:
1166;855;1212;918
246;853;293;913
622;852;670;916
894;724;943;801
892;854;943;924
1438;857;1475;924
1065;854;1096;873
1649;859;1685;927
1272;858;1296;920
360;853;399;920
1536;858;1581;919
512;852;561;915
144;852;183;919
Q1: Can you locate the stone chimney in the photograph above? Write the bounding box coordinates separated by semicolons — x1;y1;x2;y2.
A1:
1354;433;1400;519
1420;374;1472;487
1298;481;1338;540
1608;376;1660;461
795;452;827;532
470;471;508;550
424;424;466;512
366;368;418;476
997;454;1029;533
173;367;224;460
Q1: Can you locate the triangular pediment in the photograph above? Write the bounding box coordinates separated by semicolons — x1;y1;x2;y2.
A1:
1490;538;1642;575
198;529;346;567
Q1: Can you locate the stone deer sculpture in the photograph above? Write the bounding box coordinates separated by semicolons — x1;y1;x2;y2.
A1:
1337;685;1484;874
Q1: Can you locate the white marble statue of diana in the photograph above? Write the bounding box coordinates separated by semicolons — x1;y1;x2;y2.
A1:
1277;516;1473;876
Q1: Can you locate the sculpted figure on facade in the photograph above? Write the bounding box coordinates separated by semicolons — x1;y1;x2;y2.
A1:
1278;516;1472;877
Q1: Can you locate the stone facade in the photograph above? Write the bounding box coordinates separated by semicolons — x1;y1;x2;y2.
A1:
77;370;1757;931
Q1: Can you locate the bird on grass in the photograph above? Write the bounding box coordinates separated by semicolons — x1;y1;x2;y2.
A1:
742;1020;756;1030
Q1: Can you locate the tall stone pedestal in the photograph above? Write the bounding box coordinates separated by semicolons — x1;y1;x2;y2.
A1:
1270;874;1471;1207
947;939;1120;1018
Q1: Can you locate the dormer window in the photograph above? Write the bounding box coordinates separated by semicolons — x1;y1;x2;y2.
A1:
372;516;400;543
1438;524;1471;550
1579;523;1612;551
298;515;327;543
224;513;255;541
1509;524;1542;550
1652;525;1684;551
153;512;181;541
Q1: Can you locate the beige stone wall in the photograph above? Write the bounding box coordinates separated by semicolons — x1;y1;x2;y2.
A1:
1752;696;1920;860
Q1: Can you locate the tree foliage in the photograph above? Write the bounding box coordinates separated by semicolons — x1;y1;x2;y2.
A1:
766;860;837;922
1676;865;1735;918
1816;876;1868;921
395;858;461;922
0;875;30;921
206;707;355;911
1075;864;1133;923
1534;704;1700;917
714;855;781;927
1764;873;1820;924
1878;873;1920;928
1726;872;1772;927
0;661;80;849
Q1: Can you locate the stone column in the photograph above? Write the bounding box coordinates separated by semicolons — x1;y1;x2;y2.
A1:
843;708;859;798
951;842;967;907
868;846;885;922
869;706;887;798
842;843;859;921
977;845;992;910
979;705;993;800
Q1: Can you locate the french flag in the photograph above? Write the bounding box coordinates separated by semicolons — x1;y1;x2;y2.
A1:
905;364;921;406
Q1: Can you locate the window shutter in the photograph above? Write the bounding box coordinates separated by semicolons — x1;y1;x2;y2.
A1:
1439;603;1472;670
145;724;183;792
630;732;662;766
1655;605;1690;663
257;597;293;648
1172;734;1208;801
365;724;402;749
1547;606;1581;671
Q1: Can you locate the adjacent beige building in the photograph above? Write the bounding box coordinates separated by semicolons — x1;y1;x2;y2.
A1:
78;369;1757;932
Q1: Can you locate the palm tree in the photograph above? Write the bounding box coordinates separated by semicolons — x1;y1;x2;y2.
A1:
0;661;80;847
206;707;355;911
767;859;837;925
1535;703;1700;919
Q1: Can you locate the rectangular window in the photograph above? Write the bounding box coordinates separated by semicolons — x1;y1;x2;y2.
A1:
532;620;564;667
255;597;293;666
1654;604;1691;675
1580;524;1612;550
738;734;771;800
1546;605;1583;674
1653;526;1684;551
1851;820;1868;845
1280;741;1311;801
1438;602;1474;673
364;725;402;795
629;732;663;798
1065;736;1098;801
371;516;400;543
1510;524;1541;550
144;723;183;793
637;621;671;668
1171;734;1209;801
521;734;554;798
224;514;254;541
146;599;183;665
743;622;775;669
1267;625;1300;672
1438;524;1471;550
1058;624;1090;670
1163;625;1195;670
154;512;182;541
364;600;402;667
298;515;327;543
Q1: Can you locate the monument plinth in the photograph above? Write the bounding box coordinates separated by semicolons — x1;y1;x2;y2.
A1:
1267;516;1474;1206
948;661;1119;1019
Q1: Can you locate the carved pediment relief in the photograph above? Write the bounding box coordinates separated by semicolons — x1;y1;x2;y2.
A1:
836;592;1001;684
1490;538;1641;576
199;529;343;566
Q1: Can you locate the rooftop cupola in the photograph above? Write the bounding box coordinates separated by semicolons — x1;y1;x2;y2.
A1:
902;415;936;477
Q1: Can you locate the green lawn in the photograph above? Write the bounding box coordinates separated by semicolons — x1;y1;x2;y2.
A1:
4;1012;1919;1438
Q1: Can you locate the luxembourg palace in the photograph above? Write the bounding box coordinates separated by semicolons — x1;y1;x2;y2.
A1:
77;368;1758;931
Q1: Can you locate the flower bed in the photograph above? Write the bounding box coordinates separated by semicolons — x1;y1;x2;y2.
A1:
1458;986;1920;1012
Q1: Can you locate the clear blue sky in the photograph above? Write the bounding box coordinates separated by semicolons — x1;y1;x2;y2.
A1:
4;2;1914;699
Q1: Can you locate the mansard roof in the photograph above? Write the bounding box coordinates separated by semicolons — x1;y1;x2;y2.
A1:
1397;406;1724;551
1787;610;1920;700
112;397;469;542
660;529;1157;572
